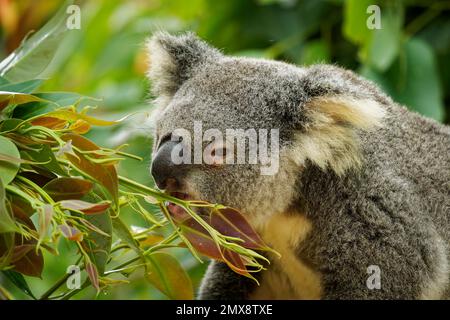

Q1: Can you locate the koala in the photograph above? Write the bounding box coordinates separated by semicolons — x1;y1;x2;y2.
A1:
146;32;450;299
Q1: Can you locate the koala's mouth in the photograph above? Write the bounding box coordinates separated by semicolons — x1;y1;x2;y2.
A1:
166;192;191;221
169;191;190;200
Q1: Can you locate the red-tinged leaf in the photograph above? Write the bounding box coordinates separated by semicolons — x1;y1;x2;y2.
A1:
5;205;44;278
69;119;90;134
165;202;268;279
85;261;100;292
61;134;118;204
11;244;34;263
6;132;55;146
209;207;267;250
20;171;54;187
180;219;253;278
79;219;111;237
59;199;110;214
61;133;101;152
139;234;165;247
37;204;53;241
222;249;249;276
0;91;45;108
145;252;194;300
59;225;83;242
167;203;190;223
43;177;94;201
180;218;223;261
38;109;119;126
11;201;35;225
12;247;44;278
30;116;67;129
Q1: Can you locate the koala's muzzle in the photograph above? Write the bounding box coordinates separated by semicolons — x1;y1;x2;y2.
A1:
151;139;187;190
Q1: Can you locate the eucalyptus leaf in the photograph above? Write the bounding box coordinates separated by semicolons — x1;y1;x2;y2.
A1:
0;79;43;94
343;0;373;46
0;1;73;82
145;252;194;300
1;270;36;299
23;145;67;177
112;217;141;255
12;92;100;120
0;135;21;185
367;4;403;71
362;39;445;121
81;193;112;275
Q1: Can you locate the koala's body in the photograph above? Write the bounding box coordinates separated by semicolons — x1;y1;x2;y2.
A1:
147;32;450;299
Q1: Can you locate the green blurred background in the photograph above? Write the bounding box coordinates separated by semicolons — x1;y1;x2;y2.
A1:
0;0;449;299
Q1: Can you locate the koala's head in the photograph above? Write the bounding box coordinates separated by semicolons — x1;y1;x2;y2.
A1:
147;32;387;224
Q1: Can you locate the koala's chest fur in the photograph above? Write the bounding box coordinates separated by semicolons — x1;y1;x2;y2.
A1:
249;211;322;300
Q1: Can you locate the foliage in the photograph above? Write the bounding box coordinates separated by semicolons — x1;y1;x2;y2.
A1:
0;4;272;300
0;0;448;299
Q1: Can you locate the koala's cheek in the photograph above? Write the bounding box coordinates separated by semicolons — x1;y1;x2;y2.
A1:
185;171;227;204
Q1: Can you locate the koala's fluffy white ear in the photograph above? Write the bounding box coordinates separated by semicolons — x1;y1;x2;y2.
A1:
146;31;221;106
288;95;386;176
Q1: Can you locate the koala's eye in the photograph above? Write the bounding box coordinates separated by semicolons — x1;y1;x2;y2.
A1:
174;135;183;143
211;147;227;158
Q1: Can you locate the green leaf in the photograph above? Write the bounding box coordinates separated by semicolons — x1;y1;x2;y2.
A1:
12;92;101;120
1;270;36;299
23;145;68;177
112;217;141;254
145;252;194;300
0;79;43;94
397;39;445;121
343;0;374;45
367;5;403;71
61;133;119;204
82;193;112;276
0;91;46;106
0;1;73;82
0;135;21;185
0;283;13;300
32;92;100;106
35;109;120;126
0;77;9;87
37;204;54;242
0;232;15;268
0;119;27;132
362;38;445;121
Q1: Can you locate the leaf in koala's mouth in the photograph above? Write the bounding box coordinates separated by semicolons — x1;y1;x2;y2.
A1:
209;207;266;250
179;217;252;276
165;199;271;279
167;192;191;222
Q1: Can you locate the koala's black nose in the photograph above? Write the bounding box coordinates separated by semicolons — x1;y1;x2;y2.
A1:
151;139;185;190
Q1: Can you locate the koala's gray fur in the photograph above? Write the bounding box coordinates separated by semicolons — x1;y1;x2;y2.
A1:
147;32;450;300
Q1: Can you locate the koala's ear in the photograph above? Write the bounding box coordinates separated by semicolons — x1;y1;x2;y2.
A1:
146;31;221;105
287;65;388;176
